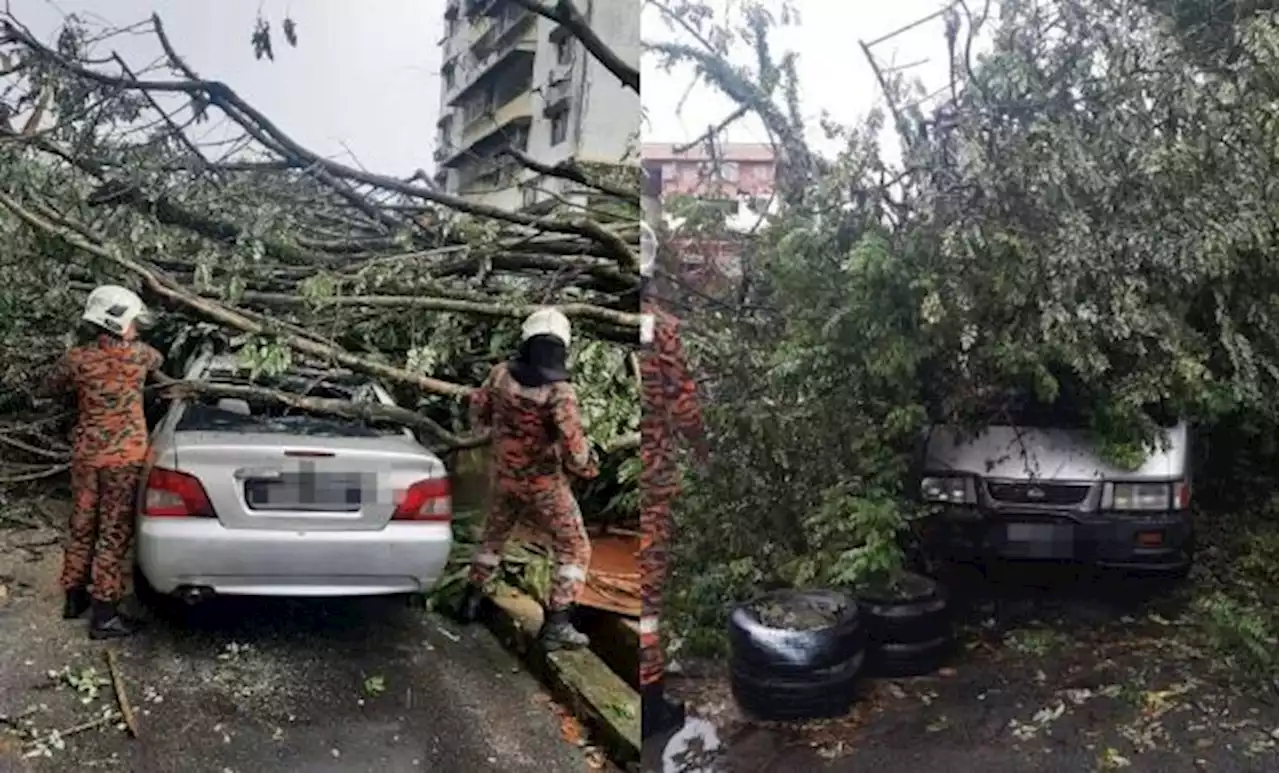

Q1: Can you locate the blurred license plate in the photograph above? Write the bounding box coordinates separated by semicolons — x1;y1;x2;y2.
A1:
1007;523;1058;541
245;472;367;511
1005;522;1074;558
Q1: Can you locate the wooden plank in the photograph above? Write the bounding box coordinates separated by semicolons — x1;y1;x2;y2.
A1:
485;585;641;764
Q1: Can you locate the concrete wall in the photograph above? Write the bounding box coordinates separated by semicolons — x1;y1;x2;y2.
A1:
573;0;640;165
438;1;639;209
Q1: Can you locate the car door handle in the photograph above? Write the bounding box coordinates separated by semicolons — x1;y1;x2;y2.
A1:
234;467;283;480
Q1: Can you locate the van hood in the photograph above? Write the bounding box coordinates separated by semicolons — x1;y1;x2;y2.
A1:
924;423;1187;481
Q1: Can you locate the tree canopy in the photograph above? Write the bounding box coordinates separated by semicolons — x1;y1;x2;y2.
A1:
646;0;1277;650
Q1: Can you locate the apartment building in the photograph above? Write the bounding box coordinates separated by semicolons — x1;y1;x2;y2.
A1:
434;0;640;211
641;142;779;287
640;142;777;201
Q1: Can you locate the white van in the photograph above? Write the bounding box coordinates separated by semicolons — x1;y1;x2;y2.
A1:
913;406;1194;576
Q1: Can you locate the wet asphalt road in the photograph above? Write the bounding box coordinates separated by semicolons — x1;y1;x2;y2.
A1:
0;575;587;773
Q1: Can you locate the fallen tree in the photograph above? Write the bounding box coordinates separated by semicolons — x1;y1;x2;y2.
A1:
647;0;1278;671
0;9;641;529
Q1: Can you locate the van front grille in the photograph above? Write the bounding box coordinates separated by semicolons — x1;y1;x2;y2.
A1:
986;481;1090;506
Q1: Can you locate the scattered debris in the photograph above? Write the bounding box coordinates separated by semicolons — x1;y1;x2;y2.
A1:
104;649;139;738
47;665;110;705
22;708;121;758
362;674;386;697
751;596;843;630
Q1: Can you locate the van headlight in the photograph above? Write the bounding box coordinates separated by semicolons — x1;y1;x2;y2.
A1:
920;476;976;504
1102;481;1190;512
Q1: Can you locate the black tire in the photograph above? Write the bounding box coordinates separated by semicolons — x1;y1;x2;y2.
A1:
866;635;953;678
855;572;951;645
728;589;865;674
731;651;865;721
130;562;181;623
132;562;165;610
403;592;430;610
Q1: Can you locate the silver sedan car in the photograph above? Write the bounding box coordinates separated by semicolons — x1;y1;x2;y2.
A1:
135;350;452;602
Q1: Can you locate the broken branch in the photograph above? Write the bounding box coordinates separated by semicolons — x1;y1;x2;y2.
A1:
104;649;139;739
152;375;484;449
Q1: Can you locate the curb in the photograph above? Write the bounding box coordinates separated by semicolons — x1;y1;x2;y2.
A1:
482;584;641;766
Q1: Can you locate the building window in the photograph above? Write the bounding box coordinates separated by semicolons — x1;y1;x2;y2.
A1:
444;66;455;91
555;36;574;66
721;161;739;182
550;112;568;146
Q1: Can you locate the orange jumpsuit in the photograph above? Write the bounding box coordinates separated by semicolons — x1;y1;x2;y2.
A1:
467;361;598;611
638;301;705;688
45;336;164;603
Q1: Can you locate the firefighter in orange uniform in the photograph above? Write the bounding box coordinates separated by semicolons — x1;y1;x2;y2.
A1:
43;285;164;640
639;207;708;737
454;308;599;651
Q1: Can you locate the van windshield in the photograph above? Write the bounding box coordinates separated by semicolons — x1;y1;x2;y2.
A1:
971;389;1178;430
972;394;1089;429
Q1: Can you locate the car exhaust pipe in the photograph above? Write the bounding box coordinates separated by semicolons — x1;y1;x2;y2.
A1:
176;585;214;605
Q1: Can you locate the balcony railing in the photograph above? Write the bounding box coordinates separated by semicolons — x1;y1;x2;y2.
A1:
542;71;572;116
462;90;532;147
473;6;531;54
447;9;535;106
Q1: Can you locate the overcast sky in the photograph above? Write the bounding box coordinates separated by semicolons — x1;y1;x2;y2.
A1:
16;0;970;175
642;0;976;160
18;0;443;176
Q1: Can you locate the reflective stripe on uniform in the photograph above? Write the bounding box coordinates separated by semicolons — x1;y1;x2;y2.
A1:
557;564;587;582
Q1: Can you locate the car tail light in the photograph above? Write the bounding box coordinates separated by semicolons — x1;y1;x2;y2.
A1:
144;467;214;518
1173;480;1191;509
392;478;452;523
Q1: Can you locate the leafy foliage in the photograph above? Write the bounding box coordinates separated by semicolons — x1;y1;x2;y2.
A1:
648;0;1278;654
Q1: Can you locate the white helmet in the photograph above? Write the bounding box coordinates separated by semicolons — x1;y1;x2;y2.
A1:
521;307;571;347
82;284;153;335
639;221;657;279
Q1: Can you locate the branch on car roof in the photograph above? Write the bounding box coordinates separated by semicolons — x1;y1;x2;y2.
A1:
151;375;486;450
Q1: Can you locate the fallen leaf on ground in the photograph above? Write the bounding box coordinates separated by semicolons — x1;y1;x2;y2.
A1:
560;714;584;746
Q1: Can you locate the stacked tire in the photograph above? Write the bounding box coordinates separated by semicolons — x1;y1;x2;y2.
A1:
855;572;953;678
727;589;866;721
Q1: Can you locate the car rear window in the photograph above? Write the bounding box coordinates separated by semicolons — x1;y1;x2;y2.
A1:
174;372;400;438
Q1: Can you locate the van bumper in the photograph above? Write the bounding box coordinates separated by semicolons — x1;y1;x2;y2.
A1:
917;507;1194;573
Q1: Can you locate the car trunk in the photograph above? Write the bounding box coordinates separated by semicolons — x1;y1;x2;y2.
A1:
171;431;444;532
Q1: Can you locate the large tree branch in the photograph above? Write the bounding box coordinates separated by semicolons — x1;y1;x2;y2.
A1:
505;0;639;93
4;19;639;269
151;375;483;449
158;376;640;454
236;291;640;329
0;187;472;398
502;147;638;201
